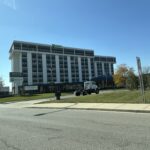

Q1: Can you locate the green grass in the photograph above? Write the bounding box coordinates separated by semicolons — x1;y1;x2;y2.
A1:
0;92;72;103
48;90;150;104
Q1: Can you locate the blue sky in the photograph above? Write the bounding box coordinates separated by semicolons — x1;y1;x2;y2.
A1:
0;0;150;87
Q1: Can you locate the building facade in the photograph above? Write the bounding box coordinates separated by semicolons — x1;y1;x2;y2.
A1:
9;41;116;94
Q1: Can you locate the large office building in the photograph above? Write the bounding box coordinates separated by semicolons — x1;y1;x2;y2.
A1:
9;41;116;94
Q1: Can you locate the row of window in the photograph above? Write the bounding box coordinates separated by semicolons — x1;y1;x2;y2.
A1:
95;56;116;63
13;43;94;56
59;56;69;82
96;62;114;76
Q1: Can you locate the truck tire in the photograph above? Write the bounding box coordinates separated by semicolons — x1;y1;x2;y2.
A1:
74;91;81;96
76;93;80;96
82;91;87;96
95;89;99;94
88;91;91;95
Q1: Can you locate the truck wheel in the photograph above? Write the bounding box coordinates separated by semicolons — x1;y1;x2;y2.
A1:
82;91;87;96
88;91;91;95
75;91;80;96
95;89;99;94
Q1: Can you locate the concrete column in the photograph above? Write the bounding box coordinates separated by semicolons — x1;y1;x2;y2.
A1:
55;55;60;83
109;63;112;75
14;82;18;95
94;62;98;77
102;62;105;75
19;53;22;73
88;58;92;80
78;57;82;82
13;53;21;72
67;56;72;83
42;54;47;83
27;53;32;85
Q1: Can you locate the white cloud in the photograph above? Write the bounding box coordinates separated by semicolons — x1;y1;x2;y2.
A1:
0;0;16;10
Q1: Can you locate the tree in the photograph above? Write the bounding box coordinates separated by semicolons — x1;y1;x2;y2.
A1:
126;68;138;90
0;77;4;88
113;65;138;90
142;66;150;89
143;66;150;74
113;64;128;88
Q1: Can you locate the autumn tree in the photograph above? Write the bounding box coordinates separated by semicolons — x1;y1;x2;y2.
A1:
113;64;128;88
113;64;138;89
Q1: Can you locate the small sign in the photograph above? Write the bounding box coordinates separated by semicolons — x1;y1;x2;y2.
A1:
24;86;38;91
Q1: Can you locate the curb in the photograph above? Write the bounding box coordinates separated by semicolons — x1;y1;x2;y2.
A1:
27;106;150;113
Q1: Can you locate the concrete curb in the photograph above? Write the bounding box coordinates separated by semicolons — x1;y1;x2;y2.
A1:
27;106;150;113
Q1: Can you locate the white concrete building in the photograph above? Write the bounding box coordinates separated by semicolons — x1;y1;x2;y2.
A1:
9;41;116;94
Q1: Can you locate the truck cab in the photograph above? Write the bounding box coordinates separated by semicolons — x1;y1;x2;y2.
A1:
74;81;99;96
84;81;99;94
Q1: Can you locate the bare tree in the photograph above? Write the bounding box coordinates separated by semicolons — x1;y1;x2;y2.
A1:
142;66;150;89
126;68;138;90
143;66;150;74
0;77;4;88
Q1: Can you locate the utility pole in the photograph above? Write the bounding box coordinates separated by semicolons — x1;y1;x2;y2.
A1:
136;57;145;103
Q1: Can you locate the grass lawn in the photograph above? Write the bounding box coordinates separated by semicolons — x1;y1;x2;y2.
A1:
0;92;72;103
48;90;150;104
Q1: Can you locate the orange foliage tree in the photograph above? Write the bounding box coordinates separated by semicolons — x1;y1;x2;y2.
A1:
113;64;128;88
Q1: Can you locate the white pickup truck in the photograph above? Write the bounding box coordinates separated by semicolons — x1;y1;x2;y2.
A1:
74;81;99;96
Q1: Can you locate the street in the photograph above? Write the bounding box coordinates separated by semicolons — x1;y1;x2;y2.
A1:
0;107;150;150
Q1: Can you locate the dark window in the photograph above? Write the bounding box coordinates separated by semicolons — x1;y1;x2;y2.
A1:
75;50;84;56
52;47;63;54
94;57;100;61
111;64;114;74
22;44;36;51
97;62;103;76
64;48;74;55
99;57;107;62
38;45;50;52
85;51;94;56
14;43;21;50
104;63;109;75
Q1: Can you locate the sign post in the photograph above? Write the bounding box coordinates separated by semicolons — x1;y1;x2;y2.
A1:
136;57;145;103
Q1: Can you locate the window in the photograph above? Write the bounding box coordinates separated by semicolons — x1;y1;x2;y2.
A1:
104;63;109;75
46;54;56;83
97;62;103;76
52;47;63;54
75;50;84;56
14;43;21;50
59;55;68;83
64;48;74;55
85;51;94;56
38;45;50;53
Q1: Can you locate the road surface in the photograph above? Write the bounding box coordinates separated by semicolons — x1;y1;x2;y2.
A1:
0;107;150;150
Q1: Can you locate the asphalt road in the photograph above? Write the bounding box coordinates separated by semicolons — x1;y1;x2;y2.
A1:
0;108;150;150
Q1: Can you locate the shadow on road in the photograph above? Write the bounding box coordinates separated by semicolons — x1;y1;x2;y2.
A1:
34;103;77;116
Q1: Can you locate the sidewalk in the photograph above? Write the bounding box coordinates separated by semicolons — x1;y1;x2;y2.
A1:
29;102;150;113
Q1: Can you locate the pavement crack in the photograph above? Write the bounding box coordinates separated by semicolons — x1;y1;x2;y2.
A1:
48;136;63;141
33;104;77;116
34;109;67;116
39;127;62;132
0;138;20;150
